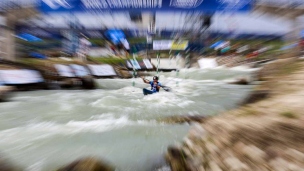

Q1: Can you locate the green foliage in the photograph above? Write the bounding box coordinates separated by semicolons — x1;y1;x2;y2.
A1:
89;39;106;46
280;111;298;119
88;57;143;65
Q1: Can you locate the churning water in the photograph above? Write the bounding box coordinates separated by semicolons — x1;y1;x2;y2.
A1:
0;67;256;171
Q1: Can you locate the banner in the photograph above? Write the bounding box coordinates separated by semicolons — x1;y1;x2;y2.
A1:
153;40;172;50
143;59;153;69
39;0;252;13
171;41;189;50
54;64;75;77
153;40;189;50
88;64;117;76
128;59;141;69
0;70;44;84
127;59;153;69
70;64;90;76
105;29;126;45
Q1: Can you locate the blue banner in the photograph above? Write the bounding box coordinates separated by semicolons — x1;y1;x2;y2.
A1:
105;29;126;45
40;0;252;13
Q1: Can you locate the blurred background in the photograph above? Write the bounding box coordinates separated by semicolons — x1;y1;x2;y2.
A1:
0;0;304;171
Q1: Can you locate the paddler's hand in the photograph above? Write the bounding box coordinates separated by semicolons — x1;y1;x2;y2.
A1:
141;76;149;83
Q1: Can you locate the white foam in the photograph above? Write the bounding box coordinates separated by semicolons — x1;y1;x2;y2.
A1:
142;92;194;108
25;159;45;171
230;65;260;72
0;114;161;146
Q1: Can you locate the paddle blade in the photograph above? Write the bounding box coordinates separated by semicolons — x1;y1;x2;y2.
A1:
162;86;172;92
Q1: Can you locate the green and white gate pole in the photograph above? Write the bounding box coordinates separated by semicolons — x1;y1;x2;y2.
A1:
156;51;160;77
132;47;137;87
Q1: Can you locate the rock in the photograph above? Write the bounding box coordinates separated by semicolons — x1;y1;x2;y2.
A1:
81;76;96;89
59;79;74;89
187;124;206;140
269;157;288;171
161;115;207;124
242;145;266;163
115;68;132;78
284;148;304;162
209;161;222;171
0;86;14;102
0;155;21;171
223;157;249;171
240;90;270;105
56;157;115;171
165;146;189;171
228;78;249;85
205;142;219;155
256;58;297;81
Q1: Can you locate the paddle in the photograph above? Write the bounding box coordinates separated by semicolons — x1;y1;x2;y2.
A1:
160;85;172;92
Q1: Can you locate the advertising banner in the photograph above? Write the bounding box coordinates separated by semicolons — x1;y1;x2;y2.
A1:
88;64;117;76
129;59;141;70
0;70;44;84
171;41;189;50
54;64;75;77
153;40;172;50
127;59;153;69
70;64;90;76
153;40;189;50
143;59;153;69
39;0;252;13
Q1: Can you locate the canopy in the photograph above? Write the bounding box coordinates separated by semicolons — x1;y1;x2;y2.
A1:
16;33;42;42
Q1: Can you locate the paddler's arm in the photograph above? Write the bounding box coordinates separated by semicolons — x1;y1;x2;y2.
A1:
157;83;162;90
141;76;150;84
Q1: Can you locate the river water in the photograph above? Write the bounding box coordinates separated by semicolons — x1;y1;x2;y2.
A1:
0;67;256;171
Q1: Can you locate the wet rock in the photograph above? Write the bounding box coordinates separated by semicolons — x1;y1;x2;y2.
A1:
81;76;96;89
228;78;249;85
114;68;132;78
187;124;206;140
240;90;270;105
0;155;21;171
165;145;189;171
56;157;115;171
59;79;74;89
161;115;207;124
0;86;14;102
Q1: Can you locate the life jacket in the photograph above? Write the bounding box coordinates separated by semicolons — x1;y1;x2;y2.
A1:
150;81;160;92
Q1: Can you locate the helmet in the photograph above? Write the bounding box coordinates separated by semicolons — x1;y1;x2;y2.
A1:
153;76;159;80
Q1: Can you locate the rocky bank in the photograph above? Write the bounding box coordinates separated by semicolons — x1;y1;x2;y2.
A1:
166;57;304;171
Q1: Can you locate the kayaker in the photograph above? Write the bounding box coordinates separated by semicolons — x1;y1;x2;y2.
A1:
141;76;162;95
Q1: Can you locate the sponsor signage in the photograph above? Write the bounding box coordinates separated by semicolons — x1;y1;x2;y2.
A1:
0;70;44;84
153;40;173;50
39;0;252;12
127;59;153;69
153;40;189;50
143;59;153;69
70;64;90;76
88;64;117;76
171;41;189;50
54;64;75;77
